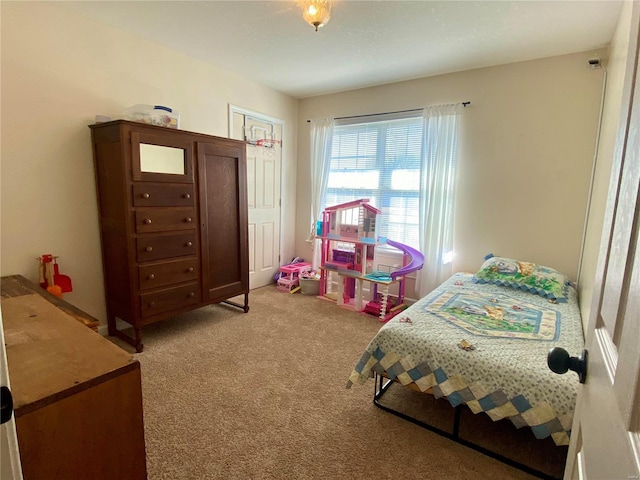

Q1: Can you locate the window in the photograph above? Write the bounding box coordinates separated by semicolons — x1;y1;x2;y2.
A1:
324;113;423;249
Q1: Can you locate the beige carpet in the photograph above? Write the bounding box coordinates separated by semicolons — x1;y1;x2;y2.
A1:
122;285;566;480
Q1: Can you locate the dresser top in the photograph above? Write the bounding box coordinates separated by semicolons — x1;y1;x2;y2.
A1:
2;291;137;414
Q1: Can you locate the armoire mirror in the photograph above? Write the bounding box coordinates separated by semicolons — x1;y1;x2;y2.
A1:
131;130;194;183
139;143;185;175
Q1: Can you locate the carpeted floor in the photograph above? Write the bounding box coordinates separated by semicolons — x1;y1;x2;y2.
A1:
118;285;566;480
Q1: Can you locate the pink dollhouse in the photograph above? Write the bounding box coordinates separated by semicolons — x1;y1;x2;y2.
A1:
317;199;424;321
319;199;380;290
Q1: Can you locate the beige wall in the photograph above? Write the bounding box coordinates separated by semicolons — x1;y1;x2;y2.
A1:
577;0;635;328
0;2;298;323
1;1;626;328
297;50;605;292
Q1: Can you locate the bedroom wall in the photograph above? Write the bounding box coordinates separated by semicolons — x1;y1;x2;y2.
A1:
0;2;298;323
296;50;605;295
577;0;635;328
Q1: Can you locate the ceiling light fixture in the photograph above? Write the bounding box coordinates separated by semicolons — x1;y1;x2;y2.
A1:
302;0;331;32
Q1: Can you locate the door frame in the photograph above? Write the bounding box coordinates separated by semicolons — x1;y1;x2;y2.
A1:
228;104;286;285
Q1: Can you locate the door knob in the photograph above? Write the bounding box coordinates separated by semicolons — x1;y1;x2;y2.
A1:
1;386;14;424
547;347;588;384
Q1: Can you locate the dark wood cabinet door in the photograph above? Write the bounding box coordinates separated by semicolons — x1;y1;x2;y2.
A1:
197;141;249;301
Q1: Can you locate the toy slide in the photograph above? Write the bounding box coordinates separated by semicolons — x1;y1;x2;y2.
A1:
385;239;425;280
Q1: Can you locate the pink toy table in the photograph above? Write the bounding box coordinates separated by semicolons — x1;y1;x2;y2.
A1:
279;262;311;277
277;262;311;292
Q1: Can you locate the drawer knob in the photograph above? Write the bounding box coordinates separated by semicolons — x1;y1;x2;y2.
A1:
141;193;150;199
145;246;153;252
188;292;195;298
143;218;152;225
187;267;194;273
185;217;192;223
186;241;193;247
183;193;191;199
149;301;156;308
147;274;155;280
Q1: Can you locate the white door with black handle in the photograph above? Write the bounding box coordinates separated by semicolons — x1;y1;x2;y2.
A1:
1;306;23;480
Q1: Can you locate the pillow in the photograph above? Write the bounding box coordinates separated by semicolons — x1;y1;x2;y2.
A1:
472;254;569;302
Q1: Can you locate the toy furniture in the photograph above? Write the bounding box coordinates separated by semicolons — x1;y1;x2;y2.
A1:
318;199;424;321
336;239;424;321
277;262;311;292
318;199;380;298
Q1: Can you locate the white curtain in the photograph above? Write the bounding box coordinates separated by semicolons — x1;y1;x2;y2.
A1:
308;118;334;268
416;104;462;297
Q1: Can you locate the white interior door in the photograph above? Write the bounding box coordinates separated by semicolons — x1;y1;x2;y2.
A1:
230;108;283;290
564;7;640;478
0;306;23;480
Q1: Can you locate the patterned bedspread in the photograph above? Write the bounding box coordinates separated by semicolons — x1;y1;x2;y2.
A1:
348;273;584;446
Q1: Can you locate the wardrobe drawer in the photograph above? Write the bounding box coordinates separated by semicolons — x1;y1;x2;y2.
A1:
139;258;199;291
132;184;195;207
140;283;200;318
135;207;196;233
136;232;197;263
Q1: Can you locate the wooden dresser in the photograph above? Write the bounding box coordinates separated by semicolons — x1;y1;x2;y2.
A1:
90;120;249;352
1;275;147;480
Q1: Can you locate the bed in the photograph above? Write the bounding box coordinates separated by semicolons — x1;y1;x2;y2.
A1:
347;256;584;475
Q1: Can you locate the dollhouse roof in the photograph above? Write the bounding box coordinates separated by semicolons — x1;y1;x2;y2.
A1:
323;198;382;215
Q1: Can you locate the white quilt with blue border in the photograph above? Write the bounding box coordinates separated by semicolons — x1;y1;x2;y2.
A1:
348;273;584;446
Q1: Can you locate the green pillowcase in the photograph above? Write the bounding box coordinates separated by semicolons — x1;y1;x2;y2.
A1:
472;256;569;302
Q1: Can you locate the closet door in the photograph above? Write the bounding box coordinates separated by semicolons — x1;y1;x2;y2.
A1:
197;140;249;303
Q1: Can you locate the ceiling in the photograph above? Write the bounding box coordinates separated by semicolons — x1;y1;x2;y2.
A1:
59;1;623;99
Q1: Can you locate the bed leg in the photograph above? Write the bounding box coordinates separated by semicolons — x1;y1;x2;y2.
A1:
373;373;394;401
453;406;461;438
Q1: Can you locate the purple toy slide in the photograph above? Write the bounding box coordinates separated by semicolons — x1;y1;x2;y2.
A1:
385;239;425;280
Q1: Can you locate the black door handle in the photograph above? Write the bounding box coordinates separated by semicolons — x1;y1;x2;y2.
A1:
547;348;588;384
1;386;14;424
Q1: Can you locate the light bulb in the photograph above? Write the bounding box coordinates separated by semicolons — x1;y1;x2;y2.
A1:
301;0;331;31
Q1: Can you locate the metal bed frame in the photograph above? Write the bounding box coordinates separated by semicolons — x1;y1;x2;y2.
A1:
373;373;562;480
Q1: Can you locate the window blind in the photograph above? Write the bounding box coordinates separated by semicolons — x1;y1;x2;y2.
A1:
324;113;423;249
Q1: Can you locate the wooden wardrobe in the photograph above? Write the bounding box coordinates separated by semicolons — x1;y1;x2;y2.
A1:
90;120;249;352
